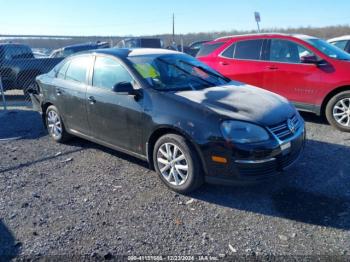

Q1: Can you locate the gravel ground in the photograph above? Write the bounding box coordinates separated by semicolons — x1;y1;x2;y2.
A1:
0;105;349;261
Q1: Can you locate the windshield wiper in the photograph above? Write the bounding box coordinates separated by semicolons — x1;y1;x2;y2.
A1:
156;58;216;87
178;60;231;83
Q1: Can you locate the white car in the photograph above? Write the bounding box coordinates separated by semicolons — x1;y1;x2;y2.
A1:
328;35;350;53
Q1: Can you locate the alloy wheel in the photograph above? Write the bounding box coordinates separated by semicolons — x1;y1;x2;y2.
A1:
333;98;350;127
156;143;189;186
47;110;62;138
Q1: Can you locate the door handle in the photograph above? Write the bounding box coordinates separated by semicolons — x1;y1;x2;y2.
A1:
56;88;62;96
266;65;279;70
219;61;230;66
88;96;96;104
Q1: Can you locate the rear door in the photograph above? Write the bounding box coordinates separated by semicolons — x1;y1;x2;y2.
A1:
262;39;322;104
53;55;93;135
86;55;144;154
213;39;269;87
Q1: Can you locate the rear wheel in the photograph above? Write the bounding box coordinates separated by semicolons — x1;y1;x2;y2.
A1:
153;134;203;193
45;105;71;143
325;91;350;132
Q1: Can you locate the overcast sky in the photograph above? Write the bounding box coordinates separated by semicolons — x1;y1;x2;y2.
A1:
0;0;349;36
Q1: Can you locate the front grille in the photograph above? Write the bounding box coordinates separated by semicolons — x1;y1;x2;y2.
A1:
236;131;304;178
268;115;301;142
236;161;278;177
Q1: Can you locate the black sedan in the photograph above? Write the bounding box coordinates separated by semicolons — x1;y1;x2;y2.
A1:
31;48;305;193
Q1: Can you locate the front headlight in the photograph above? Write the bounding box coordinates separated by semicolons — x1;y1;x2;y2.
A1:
220;121;270;143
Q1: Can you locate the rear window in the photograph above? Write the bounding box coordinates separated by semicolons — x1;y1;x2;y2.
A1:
234;40;264;60
3;45;34;60
140;39;162;48
196;42;225;57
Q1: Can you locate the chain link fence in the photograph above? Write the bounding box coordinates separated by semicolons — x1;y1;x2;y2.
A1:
1;25;348;108
0;36;119;104
0;34;205;106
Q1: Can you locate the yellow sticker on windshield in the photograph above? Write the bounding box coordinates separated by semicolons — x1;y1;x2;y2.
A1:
134;64;159;78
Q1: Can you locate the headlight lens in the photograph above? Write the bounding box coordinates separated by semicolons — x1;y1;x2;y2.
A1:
220;121;270;143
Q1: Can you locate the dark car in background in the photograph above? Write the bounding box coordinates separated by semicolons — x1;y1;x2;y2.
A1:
115;38;163;49
0;43;63;97
31;48;305;193
50;41;110;58
186;40;211;57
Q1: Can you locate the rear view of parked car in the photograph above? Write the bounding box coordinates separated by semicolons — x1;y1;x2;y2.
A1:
50;41;110;58
30;48;305;193
115;38;163;49
328;35;350;53
198;34;350;132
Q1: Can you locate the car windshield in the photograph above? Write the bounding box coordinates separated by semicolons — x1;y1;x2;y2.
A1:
128;54;230;91
305;38;350;60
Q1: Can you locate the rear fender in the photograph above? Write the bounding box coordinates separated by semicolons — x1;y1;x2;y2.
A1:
29;91;43;113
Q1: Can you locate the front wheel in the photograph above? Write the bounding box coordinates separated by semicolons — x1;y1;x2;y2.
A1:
325;91;350;132
153;134;204;193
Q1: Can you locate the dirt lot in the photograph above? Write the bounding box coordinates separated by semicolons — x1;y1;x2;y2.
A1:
0;97;349;260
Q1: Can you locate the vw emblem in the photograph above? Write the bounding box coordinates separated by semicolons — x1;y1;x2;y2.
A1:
287;119;296;133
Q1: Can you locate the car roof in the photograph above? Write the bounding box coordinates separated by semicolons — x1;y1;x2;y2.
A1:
121;37;161;41
63;42;107;50
91;48;181;58
0;43;30;47
328;35;350;42
214;33;317;42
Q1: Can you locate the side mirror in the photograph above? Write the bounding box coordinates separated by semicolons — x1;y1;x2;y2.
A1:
112;82;135;95
300;55;319;65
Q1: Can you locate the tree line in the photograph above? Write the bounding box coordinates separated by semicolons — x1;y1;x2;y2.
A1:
1;25;349;50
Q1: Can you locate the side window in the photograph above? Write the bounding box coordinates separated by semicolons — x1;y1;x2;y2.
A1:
65;56;91;83
57;61;70;79
4;46;33;60
331;40;348;51
221;44;236;58
269;39;315;63
233;40;264;60
93;56;133;90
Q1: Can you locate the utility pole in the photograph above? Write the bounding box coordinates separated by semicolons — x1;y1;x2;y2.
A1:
172;13;175;43
254;12;261;33
0;76;7;111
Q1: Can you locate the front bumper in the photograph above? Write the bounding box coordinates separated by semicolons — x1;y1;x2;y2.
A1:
202;128;305;185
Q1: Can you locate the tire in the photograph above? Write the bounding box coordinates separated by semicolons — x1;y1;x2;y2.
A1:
325;91;350;132
153;134;204;193
45;105;71;143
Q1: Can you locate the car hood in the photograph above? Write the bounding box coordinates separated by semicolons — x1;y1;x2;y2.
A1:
173;84;296;126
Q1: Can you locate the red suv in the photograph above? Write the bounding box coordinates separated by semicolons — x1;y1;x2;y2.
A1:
197;34;350;132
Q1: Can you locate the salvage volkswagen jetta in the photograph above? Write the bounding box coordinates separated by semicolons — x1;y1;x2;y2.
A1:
30;48;305;193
